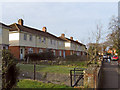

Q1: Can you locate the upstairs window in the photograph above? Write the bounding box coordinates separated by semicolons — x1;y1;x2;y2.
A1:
39;37;41;43
54;40;56;45
51;39;52;44
59;41;61;45
29;35;32;41
24;33;27;40
43;37;46;44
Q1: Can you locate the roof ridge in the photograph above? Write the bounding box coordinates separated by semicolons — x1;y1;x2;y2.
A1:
14;23;20;31
16;23;43;32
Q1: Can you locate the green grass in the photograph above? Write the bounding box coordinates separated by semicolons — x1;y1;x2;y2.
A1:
17;62;86;74
16;79;71;88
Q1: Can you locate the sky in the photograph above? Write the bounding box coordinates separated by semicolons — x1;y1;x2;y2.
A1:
0;1;118;45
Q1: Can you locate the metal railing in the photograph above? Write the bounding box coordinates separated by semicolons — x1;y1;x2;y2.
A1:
70;68;84;87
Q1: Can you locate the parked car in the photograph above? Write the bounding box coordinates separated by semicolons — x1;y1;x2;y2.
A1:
111;56;118;61
103;55;108;61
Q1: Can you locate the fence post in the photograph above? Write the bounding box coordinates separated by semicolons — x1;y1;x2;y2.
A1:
70;70;72;87
74;68;76;85
34;64;36;80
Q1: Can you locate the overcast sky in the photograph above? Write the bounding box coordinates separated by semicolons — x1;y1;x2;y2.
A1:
0;1;118;45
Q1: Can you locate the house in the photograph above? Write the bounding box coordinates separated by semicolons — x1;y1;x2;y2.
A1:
9;19;66;60
59;34;86;56
0;22;10;50
9;19;86;60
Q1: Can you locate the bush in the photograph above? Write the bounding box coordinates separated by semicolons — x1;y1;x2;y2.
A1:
65;54;87;61
24;51;55;62
2;50;19;89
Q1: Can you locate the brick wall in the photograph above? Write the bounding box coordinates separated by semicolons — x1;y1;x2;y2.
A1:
65;50;70;56
9;46;20;59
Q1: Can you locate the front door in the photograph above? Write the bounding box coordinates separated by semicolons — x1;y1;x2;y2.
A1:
20;48;24;60
63;50;65;58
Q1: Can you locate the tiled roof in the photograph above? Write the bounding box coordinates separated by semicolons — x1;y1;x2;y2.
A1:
59;36;85;46
0;22;10;29
9;23;66;41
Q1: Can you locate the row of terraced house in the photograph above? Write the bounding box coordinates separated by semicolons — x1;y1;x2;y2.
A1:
0;19;86;60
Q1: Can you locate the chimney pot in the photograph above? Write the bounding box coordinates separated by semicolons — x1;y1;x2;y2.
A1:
76;40;78;42
18;19;23;25
61;33;65;37
42;27;47;32
70;37;73;40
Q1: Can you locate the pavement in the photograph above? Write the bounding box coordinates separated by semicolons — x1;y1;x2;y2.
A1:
100;61;120;90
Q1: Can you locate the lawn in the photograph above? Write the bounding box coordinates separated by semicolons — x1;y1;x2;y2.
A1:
16;79;71;88
17;61;87;74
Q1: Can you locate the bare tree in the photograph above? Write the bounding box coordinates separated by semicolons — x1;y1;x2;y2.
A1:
87;23;103;64
107;16;120;56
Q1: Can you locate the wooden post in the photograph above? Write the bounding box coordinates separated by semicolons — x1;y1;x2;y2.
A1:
70;70;72;87
74;68;76;85
34;64;36;80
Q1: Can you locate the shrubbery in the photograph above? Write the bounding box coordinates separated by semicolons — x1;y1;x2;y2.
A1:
65;54;87;61
24;51;55;62
2;50;19;89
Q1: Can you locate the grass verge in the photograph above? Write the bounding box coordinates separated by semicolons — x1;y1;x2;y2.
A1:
15;79;71;88
17;62;87;74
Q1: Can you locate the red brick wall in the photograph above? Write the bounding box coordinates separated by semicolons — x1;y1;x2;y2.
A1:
9;46;83;59
9;46;20;59
65;50;70;56
55;49;58;56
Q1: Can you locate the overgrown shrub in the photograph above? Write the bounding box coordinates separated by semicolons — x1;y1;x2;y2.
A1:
2;50;19;89
65;54;78;61
25;51;55;62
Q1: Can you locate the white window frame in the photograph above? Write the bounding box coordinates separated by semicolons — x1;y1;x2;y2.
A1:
24;33;27;40
28;48;33;53
29;34;32;41
39;36;41;43
51;39;52;45
59;50;62;56
43;37;46;44
39;49;43;53
70;51;72;55
53;50;55;56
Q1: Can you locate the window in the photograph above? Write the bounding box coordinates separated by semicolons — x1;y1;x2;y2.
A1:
39;49;43;53
24;33;27;40
28;48;33;53
54;40;56;45
59;41;61;45
77;52;79;56
43;37;46;43
53;50;55;56
29;35;32;41
70;51;72;55
51;39;52;44
39;37;41;43
59;51;62;56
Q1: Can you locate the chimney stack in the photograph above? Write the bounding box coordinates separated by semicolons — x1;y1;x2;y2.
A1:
61;33;65;37
42;27;47;32
76;40;78;42
18;19;23;26
70;37;73;40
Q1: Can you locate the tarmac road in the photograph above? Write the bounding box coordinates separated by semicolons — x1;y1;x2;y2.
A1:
100;61;120;90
